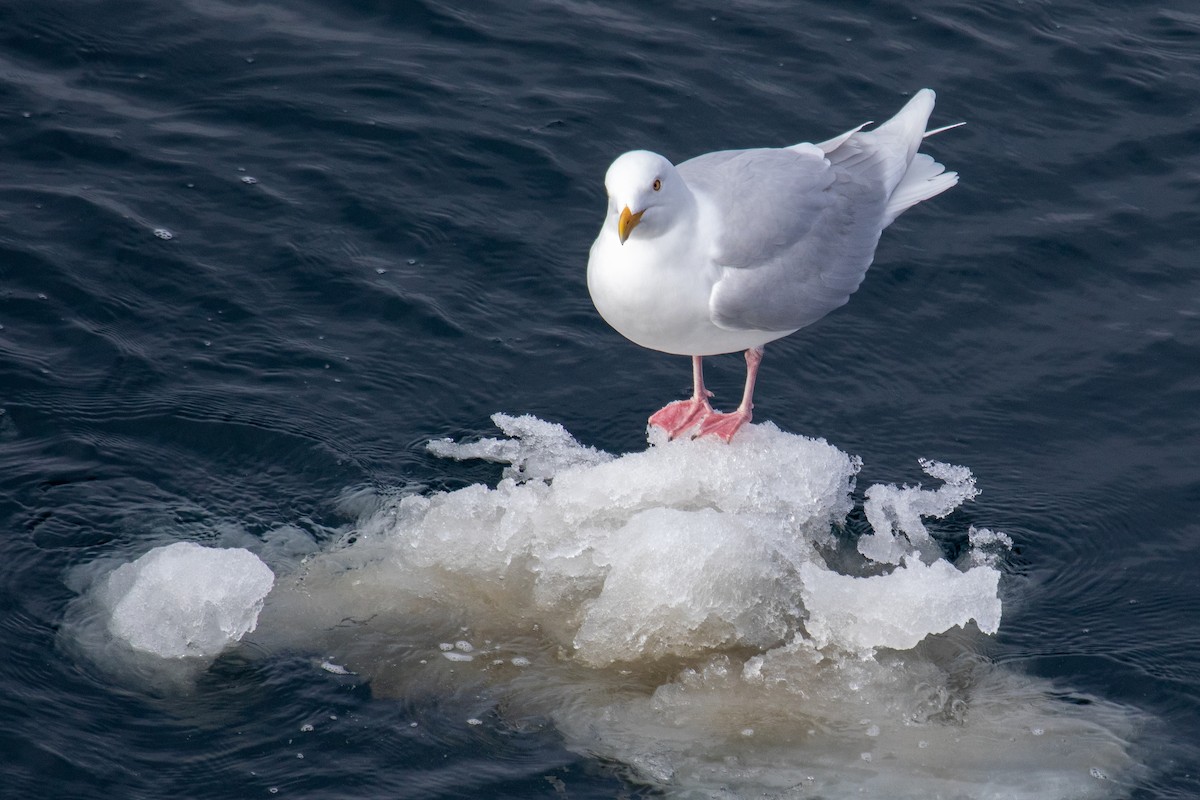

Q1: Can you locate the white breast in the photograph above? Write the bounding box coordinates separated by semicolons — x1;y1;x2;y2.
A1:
586;208;791;357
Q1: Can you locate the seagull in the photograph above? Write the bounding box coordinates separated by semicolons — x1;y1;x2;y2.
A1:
587;89;960;442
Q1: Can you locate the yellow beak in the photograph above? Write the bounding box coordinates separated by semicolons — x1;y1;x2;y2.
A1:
617;206;644;244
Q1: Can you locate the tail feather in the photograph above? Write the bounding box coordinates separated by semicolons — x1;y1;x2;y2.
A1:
866;89;938;191
874;90;958;225
882;153;958;226
822;89;959;226
803;89;959;226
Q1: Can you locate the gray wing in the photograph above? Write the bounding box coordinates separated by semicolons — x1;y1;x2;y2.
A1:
679;144;889;333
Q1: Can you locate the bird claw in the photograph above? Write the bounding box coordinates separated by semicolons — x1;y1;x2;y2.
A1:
649;399;753;443
692;409;752;443
648;398;713;439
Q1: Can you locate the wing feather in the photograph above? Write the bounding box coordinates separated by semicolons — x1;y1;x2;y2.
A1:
680;145;889;333
678;91;954;335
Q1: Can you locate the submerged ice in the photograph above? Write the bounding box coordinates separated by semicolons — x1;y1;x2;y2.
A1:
70;414;1143;797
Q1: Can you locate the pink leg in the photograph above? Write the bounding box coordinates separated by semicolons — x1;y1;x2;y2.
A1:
694;347;764;442
648;355;714;438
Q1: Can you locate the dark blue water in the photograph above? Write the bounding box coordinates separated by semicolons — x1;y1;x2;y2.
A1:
2;1;1198;797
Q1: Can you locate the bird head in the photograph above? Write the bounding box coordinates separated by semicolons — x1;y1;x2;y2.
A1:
603;150;684;245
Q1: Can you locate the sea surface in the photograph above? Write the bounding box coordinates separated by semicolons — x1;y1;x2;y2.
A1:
2;1;1198;798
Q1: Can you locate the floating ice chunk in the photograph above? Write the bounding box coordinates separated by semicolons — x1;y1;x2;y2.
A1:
98;542;274;659
427;413;612;482
800;556;1001;654
858;459;979;564
149;414;1143;799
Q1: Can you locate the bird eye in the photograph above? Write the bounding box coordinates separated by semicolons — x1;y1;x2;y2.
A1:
653;179;662;191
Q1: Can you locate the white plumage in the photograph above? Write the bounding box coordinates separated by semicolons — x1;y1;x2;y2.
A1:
587;89;959;441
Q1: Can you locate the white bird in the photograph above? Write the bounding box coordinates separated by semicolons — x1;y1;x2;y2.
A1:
587;88;960;441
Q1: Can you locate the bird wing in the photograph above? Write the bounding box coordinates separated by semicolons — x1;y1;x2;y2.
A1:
679;143;890;333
